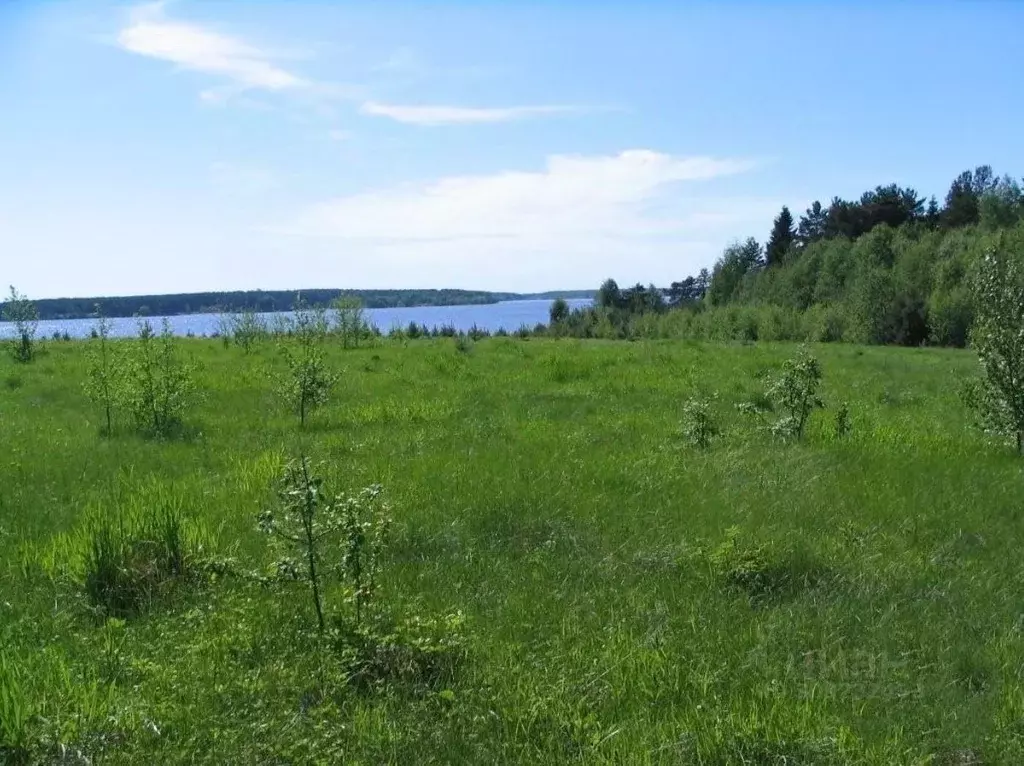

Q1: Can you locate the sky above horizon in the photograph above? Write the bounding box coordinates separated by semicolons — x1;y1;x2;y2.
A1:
2;1;1023;299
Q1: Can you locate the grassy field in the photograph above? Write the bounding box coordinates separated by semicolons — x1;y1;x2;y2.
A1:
2;336;1023;764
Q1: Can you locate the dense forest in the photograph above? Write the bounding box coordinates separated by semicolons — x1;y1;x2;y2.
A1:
553;165;1024;346
6;289;594;321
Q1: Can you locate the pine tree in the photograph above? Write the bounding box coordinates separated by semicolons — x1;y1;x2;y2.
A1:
796;201;827;246
765;206;796;267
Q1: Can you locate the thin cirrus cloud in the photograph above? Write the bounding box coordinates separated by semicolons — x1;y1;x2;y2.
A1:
359;101;584;126
115;5;586;126
116;4;307;93
286;150;763;243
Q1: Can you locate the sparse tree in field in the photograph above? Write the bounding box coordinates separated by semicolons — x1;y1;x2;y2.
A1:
766;348;823;440
83;307;118;435
258;457;391;631
965;239;1024;453
332;296;366;349
3;286;38;363
229;308;269;353
740;347;823;440
681;396;719;449
276;299;337;427
123;319;199;436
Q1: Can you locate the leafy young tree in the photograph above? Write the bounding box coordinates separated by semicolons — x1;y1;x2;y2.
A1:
123;319;200;436
765;348;824;440
229;308;269;353
549;297;570;324
765;206;796;267
966;238;1024;453
83;307;118;435
276;299;337;428
2;286;38;363
258;457;391;631
332;296;367;349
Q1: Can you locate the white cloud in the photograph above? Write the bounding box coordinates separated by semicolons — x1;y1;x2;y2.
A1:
287;150;761;243
359;101;581;126
117;3;306;93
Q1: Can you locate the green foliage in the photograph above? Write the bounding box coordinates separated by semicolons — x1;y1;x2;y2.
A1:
765;205;796;267
7;339;1024;761
332;296;367;349
258;458;391;631
122;319;200;436
224;308;268;353
549;297;570;325
966;237;1024;453
680;395;719;449
2;286;38;363
275;300;338;427
82;309;118;435
742;347;824;440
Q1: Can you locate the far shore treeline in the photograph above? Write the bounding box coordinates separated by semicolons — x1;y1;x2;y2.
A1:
3;289;595;321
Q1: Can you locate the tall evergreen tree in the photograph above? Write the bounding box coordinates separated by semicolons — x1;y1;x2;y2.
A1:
765;206;796;267
797;201;828;246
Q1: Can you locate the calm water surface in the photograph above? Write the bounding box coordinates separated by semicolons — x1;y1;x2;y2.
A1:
0;299;591;339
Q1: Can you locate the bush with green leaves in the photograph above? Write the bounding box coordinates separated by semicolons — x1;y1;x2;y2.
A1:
225;308;268;353
740;347;823;440
82;309;118;435
681;395;719;449
965;240;1024;453
122;319;200;436
258;457;391;632
2;286;38;363
332;296;368;349
275;300;337;427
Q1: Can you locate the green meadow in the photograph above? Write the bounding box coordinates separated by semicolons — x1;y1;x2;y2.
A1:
3;337;1023;763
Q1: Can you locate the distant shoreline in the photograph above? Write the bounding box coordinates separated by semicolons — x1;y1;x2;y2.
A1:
8;289;595;322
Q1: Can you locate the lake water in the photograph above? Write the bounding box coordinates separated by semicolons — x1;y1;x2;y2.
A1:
0;298;592;339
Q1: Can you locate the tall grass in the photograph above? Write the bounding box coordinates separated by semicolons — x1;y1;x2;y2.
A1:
1;337;1022;762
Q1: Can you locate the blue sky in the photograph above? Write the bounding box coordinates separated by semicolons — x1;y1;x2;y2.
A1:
2;1;1023;298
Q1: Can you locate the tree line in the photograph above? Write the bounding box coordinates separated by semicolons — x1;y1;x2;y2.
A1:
550;164;1023;346
3;288;594;321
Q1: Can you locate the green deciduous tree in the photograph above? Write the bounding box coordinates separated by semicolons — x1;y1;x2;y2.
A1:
966;236;1024;453
123;319;200;436
2;286;38;363
276;299;337;428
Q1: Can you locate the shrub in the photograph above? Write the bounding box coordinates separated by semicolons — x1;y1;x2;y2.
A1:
83;309;118;435
274;300;337;428
258;458;392;631
709;527;823;604
227;308;269;353
681;396;719;449
741;347;824;440
454;335;473;355
332;296;367;349
2;286;38;363
832;402;851;440
122;319;200;437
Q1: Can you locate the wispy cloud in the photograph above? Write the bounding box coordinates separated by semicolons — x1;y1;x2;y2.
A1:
273;150;772;288
117;3;307;93
286;150;762;241
359;101;583;126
